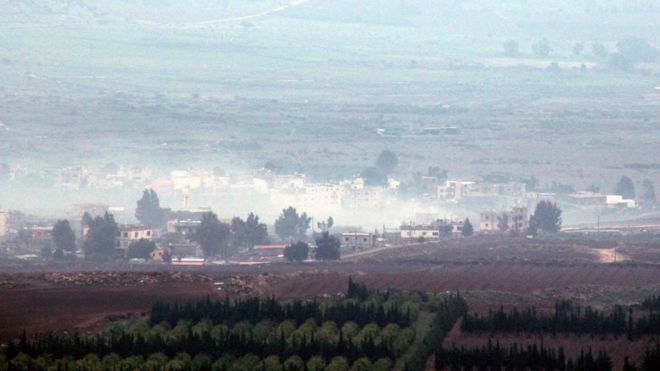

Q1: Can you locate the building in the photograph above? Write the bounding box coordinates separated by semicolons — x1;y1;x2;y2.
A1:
116;225;154;249
341;232;376;250
167;219;202;236
480;207;528;232
400;219;465;240
437;180;475;201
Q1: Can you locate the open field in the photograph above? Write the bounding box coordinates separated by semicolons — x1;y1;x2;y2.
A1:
2;237;660;345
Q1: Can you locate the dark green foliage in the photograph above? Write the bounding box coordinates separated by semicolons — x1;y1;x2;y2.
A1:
642;180;656;203
52;219;75;252
503;39;519;57
462;218;473;237
126;239;156;260
192;212;231;258
360;167;388;187
641;294;660;311
135;189;170;230
231;212;268;249
463;300;660;337
347;277;370;301
284;241;309;262
615;176;636;200
376;150;398;174
436;342;612;371
315;231;340;260
83;212;119;262
274;207;311;242
617;37;658;63
529;200;562;234
403;293;467;370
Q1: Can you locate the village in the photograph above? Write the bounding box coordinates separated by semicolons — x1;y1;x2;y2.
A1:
0;156;654;267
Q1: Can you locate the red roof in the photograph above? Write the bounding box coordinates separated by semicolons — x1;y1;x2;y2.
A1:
254;244;287;250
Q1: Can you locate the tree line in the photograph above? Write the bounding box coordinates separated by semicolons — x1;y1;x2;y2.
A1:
462;301;660;337
435;341;613;371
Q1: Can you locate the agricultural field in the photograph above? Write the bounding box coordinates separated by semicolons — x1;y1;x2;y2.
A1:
0;280;467;370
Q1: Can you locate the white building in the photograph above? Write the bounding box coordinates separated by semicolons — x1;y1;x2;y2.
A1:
116;225;154;249
437;180;475;201
341;232;376;250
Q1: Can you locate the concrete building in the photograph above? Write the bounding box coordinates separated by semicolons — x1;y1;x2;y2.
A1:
116;225;154;249
341;232;376;250
480;207;528;232
167;219;202;236
400;219;465;240
437;180;475;201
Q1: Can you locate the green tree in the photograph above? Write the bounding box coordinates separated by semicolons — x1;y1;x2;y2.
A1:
316;216;334;231
371;358;394;371
642;180;656;203
462;218;474;237
529;201;562;234
274;206;311;241
360;167;389;187
376;150;398;174
350;357;372;371
617;37;658;63
127;239;156;260
503;39;519;57
231;212;268;249
533;38;552;57
306;356;326;371
283;355;305;371
136;189;169;229
315;231;340;260
284;241;309;262
326;356;349;371
592;43;608;58
615;176;636;199
52;219;76;253
192;212;232;258
263;355;283;371
84;212;119;261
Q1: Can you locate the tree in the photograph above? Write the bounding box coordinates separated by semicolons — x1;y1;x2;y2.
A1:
462;218;474;237
284;241;309;262
81;212;93;226
503;39;519;57
592;43;608;58
52;220;76;253
529;201;562;234
360;167;388;187
642;180;656;203
136;189;169;229
192;212;231;258
615;176;636;199
572;42;585;56
616;37;658;63
533;38;552;57
376;150;398;174
317;216;334;231
274;206;311;241
497;214;509;232
231;213;268;249
84;212;119;261
127;239;156;260
315;231;340;260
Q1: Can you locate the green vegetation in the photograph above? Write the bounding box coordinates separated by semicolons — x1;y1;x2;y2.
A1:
314;232;341;260
274;207;311;242
192;212;232;258
529;201;562;234
283;241;309;262
436;342;613;371
2;282;467;370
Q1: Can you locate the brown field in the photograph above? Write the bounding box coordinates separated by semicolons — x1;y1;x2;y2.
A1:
442;319;658;370
1;237;660;345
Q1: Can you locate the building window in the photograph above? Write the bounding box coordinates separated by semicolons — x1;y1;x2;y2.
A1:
123;232;128;238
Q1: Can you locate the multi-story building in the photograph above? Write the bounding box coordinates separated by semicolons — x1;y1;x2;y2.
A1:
341;232;376;250
116;225;154;249
480;207;528;232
